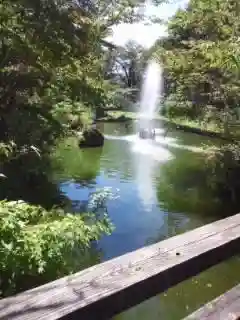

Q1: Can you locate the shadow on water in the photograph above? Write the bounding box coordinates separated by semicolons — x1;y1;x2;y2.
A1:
0;153;67;209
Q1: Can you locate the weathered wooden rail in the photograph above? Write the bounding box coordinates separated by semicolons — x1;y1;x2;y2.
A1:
0;213;239;320
185;284;240;320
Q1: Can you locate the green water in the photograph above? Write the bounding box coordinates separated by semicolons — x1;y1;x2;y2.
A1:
51;121;240;320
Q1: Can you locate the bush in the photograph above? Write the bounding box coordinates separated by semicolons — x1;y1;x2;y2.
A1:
162;94;198;119
0;198;113;297
205;143;240;206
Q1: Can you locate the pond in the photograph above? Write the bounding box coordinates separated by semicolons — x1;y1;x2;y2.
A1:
51;121;240;320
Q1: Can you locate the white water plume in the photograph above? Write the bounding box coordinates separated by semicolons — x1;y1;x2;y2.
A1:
137;60;162;130
132;59;168;210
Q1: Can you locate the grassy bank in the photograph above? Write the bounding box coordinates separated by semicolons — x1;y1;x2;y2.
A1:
166;118;222;134
96;110;162;122
97;110;240;140
97;111;224;134
96;110;137;122
165;117;240;140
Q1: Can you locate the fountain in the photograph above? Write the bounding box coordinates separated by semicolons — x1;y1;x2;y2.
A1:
132;59;172;160
132;60;170;211
131;60;205;211
137;60;162;137
105;59;203;155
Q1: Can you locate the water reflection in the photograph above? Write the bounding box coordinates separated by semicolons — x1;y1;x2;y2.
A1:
134;154;156;211
52;138;103;183
156;146;240;218
50;121;240;320
101;138;134;182
0;154;68;209
105;132;205;155
131;137;171;211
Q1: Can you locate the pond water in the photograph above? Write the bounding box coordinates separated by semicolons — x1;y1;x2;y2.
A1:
52;121;240;320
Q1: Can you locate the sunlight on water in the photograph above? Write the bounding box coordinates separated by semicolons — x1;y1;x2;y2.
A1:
131;138;172;161
105;134;206;155
133;154;157;211
132;139;170;211
154;136;206;153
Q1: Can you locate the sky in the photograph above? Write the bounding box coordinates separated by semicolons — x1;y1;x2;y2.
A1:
107;0;189;48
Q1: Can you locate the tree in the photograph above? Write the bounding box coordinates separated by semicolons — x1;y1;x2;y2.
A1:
0;0;162;159
104;40;152;107
150;0;240;208
0;0;162;295
153;0;240;128
108;41;145;86
0;0;108;157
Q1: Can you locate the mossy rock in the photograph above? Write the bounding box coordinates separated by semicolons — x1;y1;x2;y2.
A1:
78;128;104;148
117;115;128;121
96;107;106;118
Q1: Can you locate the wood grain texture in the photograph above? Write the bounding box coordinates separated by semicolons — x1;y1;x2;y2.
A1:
184;284;240;320
0;213;239;320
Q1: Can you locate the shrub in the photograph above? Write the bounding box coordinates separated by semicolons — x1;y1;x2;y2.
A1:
0;197;114;296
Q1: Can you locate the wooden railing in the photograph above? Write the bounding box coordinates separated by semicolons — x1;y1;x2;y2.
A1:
0;213;239;320
185;284;240;320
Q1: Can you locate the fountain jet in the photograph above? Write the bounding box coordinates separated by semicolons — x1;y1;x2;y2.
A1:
137;60;162;136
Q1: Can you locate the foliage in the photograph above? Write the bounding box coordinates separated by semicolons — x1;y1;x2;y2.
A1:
106;41;145;86
0;192;114;297
0;0;154;162
1;0;149;295
0;0;175;296
104;41;149;108
2;1;109;135
204;142;240;204
151;0;240;203
154;0;240;130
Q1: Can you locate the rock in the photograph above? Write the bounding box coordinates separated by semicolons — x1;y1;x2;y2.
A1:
96;107;105;118
117;115;128;122
78;128;104;148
